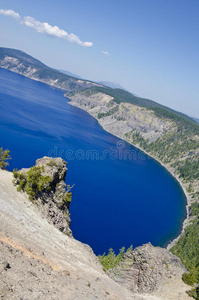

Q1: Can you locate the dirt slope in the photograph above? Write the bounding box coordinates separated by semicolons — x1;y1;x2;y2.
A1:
0;169;162;300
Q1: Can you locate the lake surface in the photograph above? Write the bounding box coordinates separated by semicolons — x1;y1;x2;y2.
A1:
0;68;186;255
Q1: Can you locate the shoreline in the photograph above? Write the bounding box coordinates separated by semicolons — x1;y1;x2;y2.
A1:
131;144;190;250
68;99;191;250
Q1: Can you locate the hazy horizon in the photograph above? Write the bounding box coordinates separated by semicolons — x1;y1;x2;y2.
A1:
0;0;199;117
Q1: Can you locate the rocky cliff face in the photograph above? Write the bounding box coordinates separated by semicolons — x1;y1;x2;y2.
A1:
107;243;188;296
69;92;172;143
13;156;72;237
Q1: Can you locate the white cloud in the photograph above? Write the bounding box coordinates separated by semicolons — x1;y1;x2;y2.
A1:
0;8;93;47
101;50;110;56
0;9;20;20
22;16;93;47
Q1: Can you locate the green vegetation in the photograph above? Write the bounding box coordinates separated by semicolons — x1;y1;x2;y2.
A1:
174;158;199;181
186;287;199;300
190;202;199;216
171;214;199;289
151;107;199;131
128;123;199;179
97;107;118;119
124;130;148;148
98;246;132;271
46;160;58;167
148;135;197;163
67;86;197;124
13;166;51;201
62;185;73;203
0;147;11;169
182;272;197;286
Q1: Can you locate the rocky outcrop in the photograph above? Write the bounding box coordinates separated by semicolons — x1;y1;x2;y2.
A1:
108;243;188;295
13;156;72;237
69;92;172;143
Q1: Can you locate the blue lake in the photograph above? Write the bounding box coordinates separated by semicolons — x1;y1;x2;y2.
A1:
0;68;186;255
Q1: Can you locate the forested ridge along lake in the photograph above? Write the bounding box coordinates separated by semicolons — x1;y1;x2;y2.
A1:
0;68;186;255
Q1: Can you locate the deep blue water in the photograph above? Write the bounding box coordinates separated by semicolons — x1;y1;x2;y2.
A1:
0;68;186;255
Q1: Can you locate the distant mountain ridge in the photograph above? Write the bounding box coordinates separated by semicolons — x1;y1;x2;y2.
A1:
0;47;100;93
0;48;46;68
0;47;196;125
98;81;129;91
192;117;199;124
58;69;82;79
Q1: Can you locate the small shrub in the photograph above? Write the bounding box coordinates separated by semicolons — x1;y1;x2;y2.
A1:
62;185;74;204
182;272;196;286
62;192;72;204
186;287;199;300
0;147;11;169
46;160;57;167
13;166;51;201
98;246;132;272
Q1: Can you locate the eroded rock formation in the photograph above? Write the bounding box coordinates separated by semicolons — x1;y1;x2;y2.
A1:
108;243;188;294
13;156;72;236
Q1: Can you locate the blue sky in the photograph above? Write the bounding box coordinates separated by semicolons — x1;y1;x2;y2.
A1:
0;0;199;117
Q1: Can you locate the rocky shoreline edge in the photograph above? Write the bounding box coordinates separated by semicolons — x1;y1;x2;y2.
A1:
132;145;191;250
